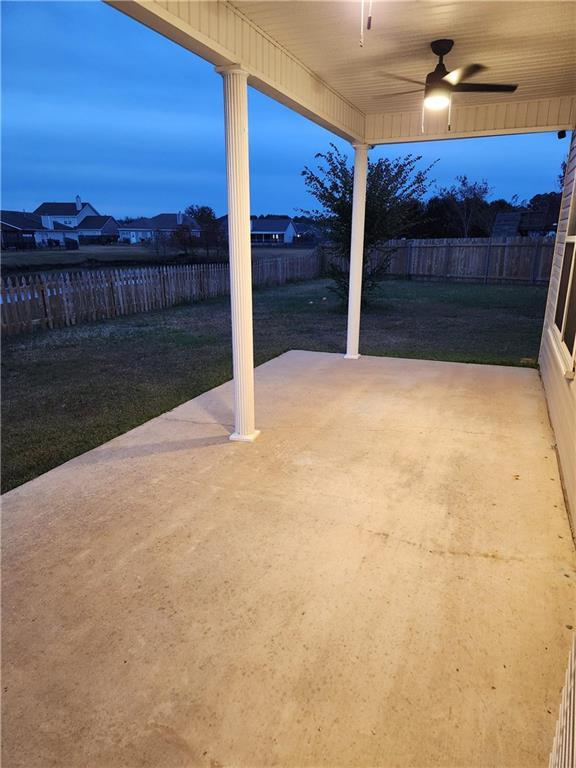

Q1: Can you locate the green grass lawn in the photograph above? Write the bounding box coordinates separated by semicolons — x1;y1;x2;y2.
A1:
1;278;548;492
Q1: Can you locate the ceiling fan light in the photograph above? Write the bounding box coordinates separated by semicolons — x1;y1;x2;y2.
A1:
424;88;451;110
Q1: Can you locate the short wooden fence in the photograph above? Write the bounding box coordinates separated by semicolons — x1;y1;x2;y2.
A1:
1;252;322;336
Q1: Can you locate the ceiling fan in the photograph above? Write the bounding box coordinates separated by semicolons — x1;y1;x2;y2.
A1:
381;39;518;112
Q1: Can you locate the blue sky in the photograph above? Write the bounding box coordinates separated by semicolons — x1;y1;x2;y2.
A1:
1;1;569;218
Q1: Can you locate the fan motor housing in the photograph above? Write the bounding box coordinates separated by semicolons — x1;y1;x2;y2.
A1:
430;39;454;58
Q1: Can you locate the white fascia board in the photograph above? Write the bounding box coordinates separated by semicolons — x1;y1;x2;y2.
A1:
106;0;365;143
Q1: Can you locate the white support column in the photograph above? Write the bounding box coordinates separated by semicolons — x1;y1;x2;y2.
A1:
345;143;369;360
217;65;259;442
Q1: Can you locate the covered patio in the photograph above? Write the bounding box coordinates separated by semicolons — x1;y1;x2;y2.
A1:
3;351;575;766
3;1;576;765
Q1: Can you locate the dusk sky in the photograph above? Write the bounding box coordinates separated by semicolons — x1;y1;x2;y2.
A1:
1;1;570;218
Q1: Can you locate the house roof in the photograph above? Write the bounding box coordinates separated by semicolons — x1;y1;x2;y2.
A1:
492;210;551;237
1;211;44;231
34;202;98;216
118;213;199;230
76;216;117;230
252;218;293;233
0;210;75;232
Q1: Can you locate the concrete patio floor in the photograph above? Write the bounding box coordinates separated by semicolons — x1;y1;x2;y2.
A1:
2;350;575;768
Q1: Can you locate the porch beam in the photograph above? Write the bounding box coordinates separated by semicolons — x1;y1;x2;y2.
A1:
366;96;576;145
106;0;365;143
218;64;259;442
345;143;369;360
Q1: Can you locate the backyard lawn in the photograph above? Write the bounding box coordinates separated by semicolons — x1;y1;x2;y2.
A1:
1;278;548;492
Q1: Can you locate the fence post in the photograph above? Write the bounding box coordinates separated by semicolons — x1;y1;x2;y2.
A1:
484;240;493;284
444;241;452;282
38;273;53;329
406;240;413;279
531;238;543;285
502;239;511;283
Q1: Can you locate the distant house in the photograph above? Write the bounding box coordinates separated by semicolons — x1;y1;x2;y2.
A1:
492;210;557;238
33;196;100;229
251;217;297;244
217;215;311;245
0;210;79;250
75;216;119;243
292;220;321;244
118;213;200;244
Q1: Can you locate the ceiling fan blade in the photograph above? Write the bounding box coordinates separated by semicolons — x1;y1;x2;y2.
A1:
443;63;486;85
453;82;518;92
377;70;426;87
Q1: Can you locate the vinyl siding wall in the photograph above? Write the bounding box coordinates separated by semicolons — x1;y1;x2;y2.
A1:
539;130;576;528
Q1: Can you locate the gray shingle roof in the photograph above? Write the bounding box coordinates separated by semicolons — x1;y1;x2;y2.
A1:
34;202;98;216
0;210;76;231
1;211;44;230
118;214;199;230
492;210;550;237
77;216;117;230
251;217;292;233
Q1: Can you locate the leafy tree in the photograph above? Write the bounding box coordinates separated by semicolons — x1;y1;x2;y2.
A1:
527;191;562;233
559;160;567;191
170;225;195;257
405;196;461;238
436;175;491;237
185;204;225;258
185;205;217;226
301;144;433;304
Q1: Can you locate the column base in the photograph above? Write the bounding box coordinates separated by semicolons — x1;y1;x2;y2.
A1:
344;354;361;360
229;430;261;443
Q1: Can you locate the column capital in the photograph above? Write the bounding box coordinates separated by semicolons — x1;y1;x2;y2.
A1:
352;142;370;151
215;64;249;78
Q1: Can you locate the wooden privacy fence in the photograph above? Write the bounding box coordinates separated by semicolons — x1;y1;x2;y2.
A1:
325;236;554;284
1;252;322;336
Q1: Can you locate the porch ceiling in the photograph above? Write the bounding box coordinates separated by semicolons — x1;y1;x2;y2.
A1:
108;0;576;143
233;0;576;116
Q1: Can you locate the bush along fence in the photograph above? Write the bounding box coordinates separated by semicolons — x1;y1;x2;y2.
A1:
323;236;554;285
1;252;322;336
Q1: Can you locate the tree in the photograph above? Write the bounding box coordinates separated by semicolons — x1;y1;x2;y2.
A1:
301;144;434;304
170;225;195;257
527;191;562;233
185;204;225;258
405;196;461;238
185;205;217;226
559;160;567;191
436;175;491;237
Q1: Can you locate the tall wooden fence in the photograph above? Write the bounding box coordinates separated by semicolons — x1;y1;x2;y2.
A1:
324;236;554;285
1;252;321;336
1;238;553;336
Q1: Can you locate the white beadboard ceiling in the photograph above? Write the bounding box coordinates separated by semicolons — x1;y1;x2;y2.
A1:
230;0;576;116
